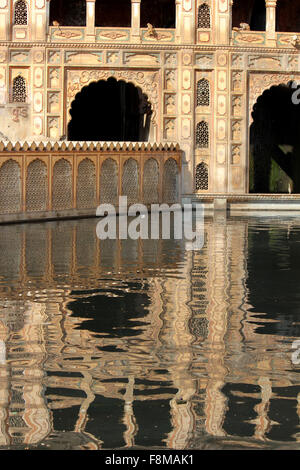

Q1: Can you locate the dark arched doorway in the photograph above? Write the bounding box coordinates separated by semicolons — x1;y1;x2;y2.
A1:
68;77;152;142
276;0;300;32
140;0;175;28
95;0;131;27
50;0;86;26
250;82;300;193
232;0;266;31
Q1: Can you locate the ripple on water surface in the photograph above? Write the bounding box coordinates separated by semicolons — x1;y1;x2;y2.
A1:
0;216;300;449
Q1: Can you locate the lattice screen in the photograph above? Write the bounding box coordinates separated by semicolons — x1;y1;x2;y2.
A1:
76;158;96;209
0;160;21;214
198;3;211;28
12;76;26;103
122;158;139;205
100;158;118;205
52;159;73;211
143;158;159;204
14;1;28;25
196;121;209;148
195;162;209;191
26;159;48;212
162;158;179;203
197;79;210;107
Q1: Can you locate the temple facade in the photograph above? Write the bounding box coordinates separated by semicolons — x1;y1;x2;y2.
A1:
0;0;300;201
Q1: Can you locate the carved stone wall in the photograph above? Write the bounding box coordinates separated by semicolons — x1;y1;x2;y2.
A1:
0;0;299;198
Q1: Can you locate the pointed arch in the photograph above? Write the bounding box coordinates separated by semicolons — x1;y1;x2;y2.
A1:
68;77;152;142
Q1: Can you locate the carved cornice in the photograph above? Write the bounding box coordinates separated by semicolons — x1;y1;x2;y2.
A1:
0;140;181;152
0;42;298;55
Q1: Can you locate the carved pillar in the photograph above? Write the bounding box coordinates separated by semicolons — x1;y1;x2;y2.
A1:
0;0;9;40
177;0;195;44
86;0;96;41
265;0;277;46
33;0;48;41
175;0;182;41
131;0;141;43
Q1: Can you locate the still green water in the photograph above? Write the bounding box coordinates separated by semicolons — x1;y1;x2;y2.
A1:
0;215;300;450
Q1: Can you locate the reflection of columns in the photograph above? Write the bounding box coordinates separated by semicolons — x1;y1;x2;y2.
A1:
0;321;8;446
254;377;272;440
123;376;138;447
161;252;196;449
131;0;141;43
86;0;96;41
265;0;277;45
205;219;229;437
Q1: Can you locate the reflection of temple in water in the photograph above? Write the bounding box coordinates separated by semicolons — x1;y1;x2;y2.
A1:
0;217;300;448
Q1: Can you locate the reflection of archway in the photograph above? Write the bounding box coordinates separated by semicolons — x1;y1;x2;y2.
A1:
250;82;300;193
68;77;152;142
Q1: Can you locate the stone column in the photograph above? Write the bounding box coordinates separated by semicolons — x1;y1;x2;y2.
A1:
86;0;96;41
131;0;141;43
0;0;10;40
175;0;182;41
265;0;277;46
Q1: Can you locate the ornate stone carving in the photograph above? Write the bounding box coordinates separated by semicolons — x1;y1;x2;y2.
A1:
165;94;176;115
232;96;242;116
232;72;242;92
165;70;176;90
249;73;300;119
165;119;176;139
49;68;60;88
232;121;241;142
232;145;241;164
